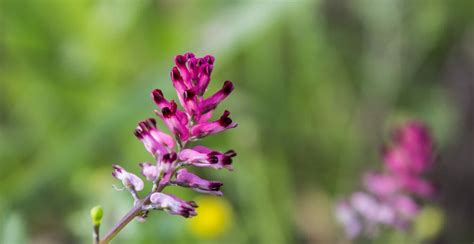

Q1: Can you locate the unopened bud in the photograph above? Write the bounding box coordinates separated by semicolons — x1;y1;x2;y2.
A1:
90;205;104;226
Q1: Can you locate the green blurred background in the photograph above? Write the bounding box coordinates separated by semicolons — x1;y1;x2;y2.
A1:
1;0;473;243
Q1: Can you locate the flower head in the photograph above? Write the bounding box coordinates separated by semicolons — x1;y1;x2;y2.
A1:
110;52;237;221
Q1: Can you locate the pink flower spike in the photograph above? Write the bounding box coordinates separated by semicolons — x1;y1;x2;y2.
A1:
150;192;197;218
175;168;223;196
191;110;237;138
139;162;158;181
112;165;144;191
200;81;234;114
107;52;237;224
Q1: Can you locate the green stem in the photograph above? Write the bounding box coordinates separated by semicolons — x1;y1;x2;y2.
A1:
93;224;100;244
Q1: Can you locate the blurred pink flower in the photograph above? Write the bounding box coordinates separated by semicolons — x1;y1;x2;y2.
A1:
336;121;436;239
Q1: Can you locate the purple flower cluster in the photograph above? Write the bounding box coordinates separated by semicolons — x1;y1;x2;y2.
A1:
336;122;435;239
112;52;237;218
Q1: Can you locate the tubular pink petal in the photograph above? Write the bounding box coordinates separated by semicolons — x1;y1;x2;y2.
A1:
150;192;197;218
134;119;173;157
191;110;237;138
200;81;234;114
175;168;223;195
112;165;144;191
139;162;158;181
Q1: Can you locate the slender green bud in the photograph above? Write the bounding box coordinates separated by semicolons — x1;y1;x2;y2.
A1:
90;205;104;226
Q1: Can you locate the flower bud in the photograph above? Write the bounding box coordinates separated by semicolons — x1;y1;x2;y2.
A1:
90;205;104;226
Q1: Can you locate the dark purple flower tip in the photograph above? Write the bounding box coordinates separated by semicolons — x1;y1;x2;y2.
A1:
188;201;199;208
222;156;232;165
161;102;177;118
162;107;172;118
175;55;186;65
218;110;233;127
204;55;215;64
148;118;157;126
188;58;197;69
202;64;214;75
138;121;148;130
152;89;165;104
208;182;223;190
184;52;195;60
196;58;204;66
183;89;195;100
222;80;234;95
208;155;219;164
138;119;153;130
163;152;177;163
171;67;183;81
225;150;237;158
112;164;122;172
134;129;143;139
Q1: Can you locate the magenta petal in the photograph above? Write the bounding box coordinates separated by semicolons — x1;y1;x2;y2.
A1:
134;118;173;157
112;165;144;191
175;168;223;195
179;149;207;162
150;192;197;218
200;81;234;114
139;162;158;181
191;110;237;138
179;147;236;170
155;101;190;142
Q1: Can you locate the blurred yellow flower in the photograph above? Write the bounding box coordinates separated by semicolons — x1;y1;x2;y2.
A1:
188;196;233;239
